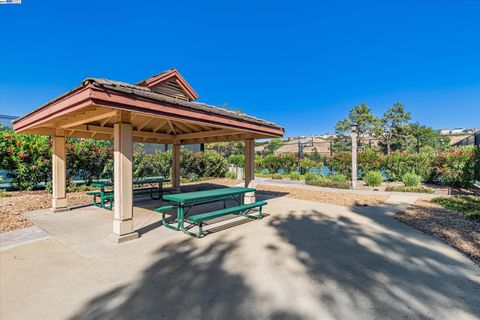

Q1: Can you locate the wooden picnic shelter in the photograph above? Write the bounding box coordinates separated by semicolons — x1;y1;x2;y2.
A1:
13;68;284;242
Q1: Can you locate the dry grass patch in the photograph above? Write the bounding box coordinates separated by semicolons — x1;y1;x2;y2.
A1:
257;184;387;207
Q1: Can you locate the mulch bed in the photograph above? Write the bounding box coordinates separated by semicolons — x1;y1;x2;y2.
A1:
0;178;239;234
396;199;480;266
0;191;92;233
257;184;388;207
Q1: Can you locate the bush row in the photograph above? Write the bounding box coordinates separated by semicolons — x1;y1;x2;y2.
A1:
327;147;479;188
0;130;228;190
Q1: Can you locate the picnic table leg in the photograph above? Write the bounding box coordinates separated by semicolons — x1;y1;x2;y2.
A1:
178;205;184;230
99;187;106;209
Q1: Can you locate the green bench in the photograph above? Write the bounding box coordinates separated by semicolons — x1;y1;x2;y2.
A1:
87;183;113;210
186;201;266;237
155;187;266;238
87;178;170;210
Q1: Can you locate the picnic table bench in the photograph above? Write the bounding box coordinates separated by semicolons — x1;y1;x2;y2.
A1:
87;178;171;210
155;187;266;238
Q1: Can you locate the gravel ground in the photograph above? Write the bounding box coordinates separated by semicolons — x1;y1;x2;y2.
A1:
257;184;387;206
396;199;480;266
0;191;92;233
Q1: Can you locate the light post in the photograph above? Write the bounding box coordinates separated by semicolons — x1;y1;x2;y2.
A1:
351;123;358;189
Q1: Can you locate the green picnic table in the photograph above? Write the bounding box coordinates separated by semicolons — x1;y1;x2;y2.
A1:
87;177;171;210
155;187;267;238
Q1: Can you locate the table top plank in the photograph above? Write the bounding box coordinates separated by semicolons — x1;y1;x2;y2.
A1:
91;177;168;188
162;187;256;204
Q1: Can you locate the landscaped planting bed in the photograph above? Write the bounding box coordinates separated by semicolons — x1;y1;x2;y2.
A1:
396;198;480;266
0;178;238;233
0;191;92;233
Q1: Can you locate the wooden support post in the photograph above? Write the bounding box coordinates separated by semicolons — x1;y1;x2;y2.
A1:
172;144;181;191
111;111;138;243
244;139;256;204
52;131;67;212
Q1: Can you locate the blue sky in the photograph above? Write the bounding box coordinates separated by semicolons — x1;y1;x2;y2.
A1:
1;0;479;136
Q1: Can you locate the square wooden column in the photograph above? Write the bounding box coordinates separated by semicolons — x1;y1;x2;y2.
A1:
111;112;138;243
52;132;68;212
172;144;181;191
244;139;256;204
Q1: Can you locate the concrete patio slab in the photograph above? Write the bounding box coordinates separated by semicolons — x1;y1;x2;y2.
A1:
0;226;51;251
1;195;479;320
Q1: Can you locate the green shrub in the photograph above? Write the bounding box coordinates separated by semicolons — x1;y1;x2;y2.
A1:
327;152;351;177
0;130;52;190
363;171;384;187
431;146;479;188
289;171;301;180
225;171;237;179
384;151;434;182
385;186;433;193
185;172;200;182
260;153;298;174
271;173;284;179
204;150;229;178
305;175;350;189
358;148;385;173
304;172;318;184
255;173;273;178
330;173;347;183
0;129;230;190
299;158;320;172
432;196;480;220
402;172;422;187
227;154;245;167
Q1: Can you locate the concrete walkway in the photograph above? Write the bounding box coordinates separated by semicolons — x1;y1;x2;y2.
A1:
0;226;51;251
1;195;479;320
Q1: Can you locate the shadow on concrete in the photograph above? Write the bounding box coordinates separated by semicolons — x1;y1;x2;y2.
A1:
68;199;480;320
269;205;480;319
394;201;480;267
133;182;288;237
69;237;295;320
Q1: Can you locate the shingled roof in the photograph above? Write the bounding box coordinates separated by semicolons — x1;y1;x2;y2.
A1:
13;69;284;143
83;77;282;130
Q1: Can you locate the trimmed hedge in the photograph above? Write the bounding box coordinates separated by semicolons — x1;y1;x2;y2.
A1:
0;130;228;190
326;146;479;187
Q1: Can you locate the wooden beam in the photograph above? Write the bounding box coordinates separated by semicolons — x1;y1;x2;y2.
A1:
68;124;176;142
167;120;177;135
137;117;154;131
181;121;203;132
100;116;113;127
177;129;241;140
59;109;117;128
181;133;253;145
22;127;55;136
172;121;193;134
153;120;168;132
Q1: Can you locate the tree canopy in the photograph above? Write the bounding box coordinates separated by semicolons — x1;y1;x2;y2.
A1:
333;103;448;154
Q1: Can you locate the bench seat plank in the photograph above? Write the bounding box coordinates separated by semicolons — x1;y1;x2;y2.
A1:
187;201;267;223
